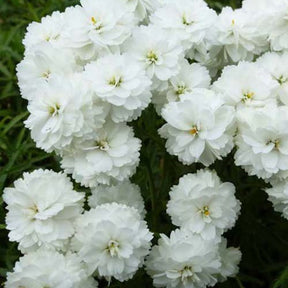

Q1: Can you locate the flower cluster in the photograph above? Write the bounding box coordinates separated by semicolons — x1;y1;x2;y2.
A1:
5;0;288;287
17;0;163;187
4;170;153;286
151;0;288;230
5;249;97;288
146;230;241;288
146;170;241;288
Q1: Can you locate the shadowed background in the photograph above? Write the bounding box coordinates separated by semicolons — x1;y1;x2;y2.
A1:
1;1;288;287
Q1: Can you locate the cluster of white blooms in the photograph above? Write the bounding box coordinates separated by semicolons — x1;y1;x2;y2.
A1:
19;0;288;185
17;0;167;187
150;0;288;232
4;170;153;286
8;0;288;287
146;170;241;288
5;249;97;288
146;230;241;288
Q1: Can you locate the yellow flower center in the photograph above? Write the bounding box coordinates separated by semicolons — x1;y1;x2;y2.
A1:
48;103;60;116
42;70;51;79
176;84;187;96
146;51;158;64
91;16;97;25
267;139;280;150
91;16;103;30
28;204;39;220
180;266;194;282
182;14;193;26
106;240;120;257
242;91;254;102
109;76;122;87
201;206;210;217
95;140;109;151
189;126;199;135
277;75;288;85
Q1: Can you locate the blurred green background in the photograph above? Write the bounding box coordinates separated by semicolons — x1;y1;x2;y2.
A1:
1;0;288;287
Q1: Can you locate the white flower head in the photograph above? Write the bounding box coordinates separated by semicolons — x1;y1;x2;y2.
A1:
17;43;79;101
25;74;108;153
72;203;153;282
266;180;288;220
5;249;97;288
159;89;235;166
264;0;288;51
23;11;66;51
257;52;288;105
242;0;271;10
213;61;277;110
3;169;84;253
146;228;221;288
83;53;152;123
167;169;240;239
124;0;161;21
213;7;268;62
61;121;141;187
124;25;183;88
152;59;211;113
150;0;216;50
88;180;146;218
235;105;288;179
216;238;242;283
63;0;135;50
186;39;227;77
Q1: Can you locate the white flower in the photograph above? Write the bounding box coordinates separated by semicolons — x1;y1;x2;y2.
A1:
146;228;221;288
124;0;161;21
88;180;146;218
266;180;288;220
150;0;216;50
16;43;79;101
152;59;211;113
186;41;226;77
5;249;97;288
167;170;240;239
216;238;242;283
83;53;152;123
213;7;268;62
61;121;141;187
3;169;84;253
72;203;153;282
23;11;66;51
25;75;108;153
159;89;235;166
123;25;183;88
63;0;135;50
257;52;288;105
242;0;271;10
235;105;288;179
213;61;277;110
264;1;288;51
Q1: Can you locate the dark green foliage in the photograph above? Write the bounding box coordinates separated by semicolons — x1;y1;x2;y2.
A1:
0;1;288;288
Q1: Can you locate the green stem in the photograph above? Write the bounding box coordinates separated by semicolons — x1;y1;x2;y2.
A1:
146;163;157;231
236;276;245;288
